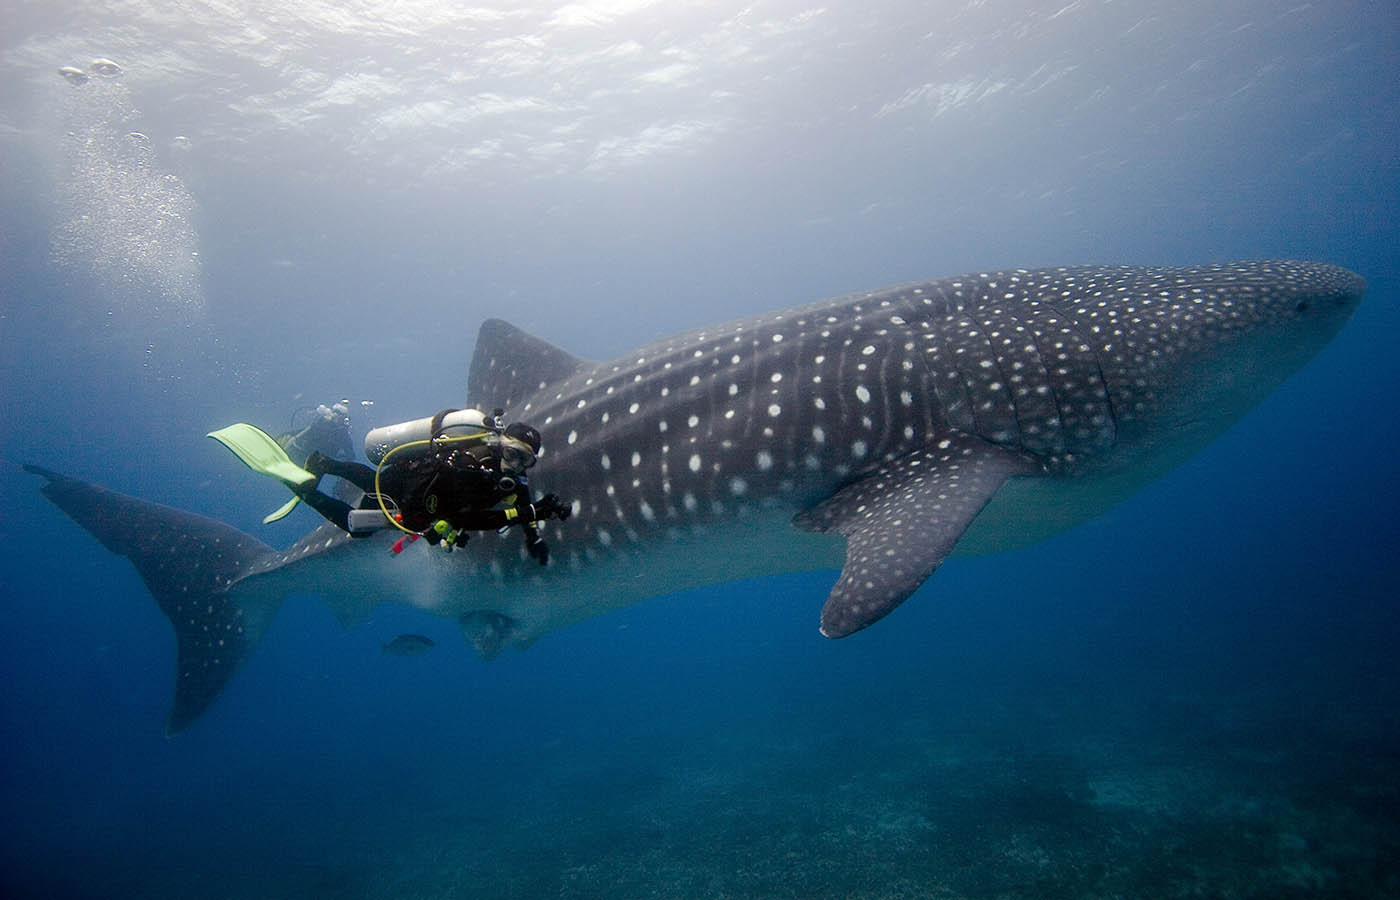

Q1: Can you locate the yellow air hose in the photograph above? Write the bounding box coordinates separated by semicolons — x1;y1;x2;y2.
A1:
371;432;494;536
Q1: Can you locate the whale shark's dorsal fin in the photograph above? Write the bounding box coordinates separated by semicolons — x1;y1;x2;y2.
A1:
468;318;593;410
794;434;1034;637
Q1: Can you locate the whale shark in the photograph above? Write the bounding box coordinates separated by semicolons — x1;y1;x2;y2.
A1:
27;260;1364;733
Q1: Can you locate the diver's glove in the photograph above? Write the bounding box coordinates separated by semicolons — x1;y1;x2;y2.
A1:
533;493;572;522
526;532;549;566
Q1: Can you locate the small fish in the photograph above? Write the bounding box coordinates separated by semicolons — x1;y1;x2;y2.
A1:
382;634;435;656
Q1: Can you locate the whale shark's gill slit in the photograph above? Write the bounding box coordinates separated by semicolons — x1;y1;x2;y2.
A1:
1006;293;1113;460
943;308;1014;445
1006;305;1066;458
1039;296;1119;451
871;339;894;457
974;307;1021;447
991;315;1033;452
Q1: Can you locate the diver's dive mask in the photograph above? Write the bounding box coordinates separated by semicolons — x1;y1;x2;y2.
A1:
499;438;537;474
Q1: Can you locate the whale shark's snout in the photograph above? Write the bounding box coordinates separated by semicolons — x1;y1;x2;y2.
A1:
1297;264;1366;343
1292;263;1366;350
1298;263;1367;308
1145;261;1366;436
1253;261;1365;327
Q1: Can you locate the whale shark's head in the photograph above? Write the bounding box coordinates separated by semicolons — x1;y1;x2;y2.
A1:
1046;260;1366;477
1158;260;1363;421
1180;259;1365;356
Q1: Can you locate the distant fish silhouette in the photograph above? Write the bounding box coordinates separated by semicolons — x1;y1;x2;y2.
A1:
382;634;435;656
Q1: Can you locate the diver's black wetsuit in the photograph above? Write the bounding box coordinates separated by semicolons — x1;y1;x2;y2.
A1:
295;448;569;562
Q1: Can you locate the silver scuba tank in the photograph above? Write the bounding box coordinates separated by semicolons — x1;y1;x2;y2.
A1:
363;408;497;464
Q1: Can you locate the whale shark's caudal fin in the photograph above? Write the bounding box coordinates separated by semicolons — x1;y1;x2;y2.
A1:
467;318;592;410
24;465;281;735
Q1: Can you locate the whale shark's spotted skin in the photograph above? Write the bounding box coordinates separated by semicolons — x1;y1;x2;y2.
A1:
470;261;1363;631
29;261;1364;731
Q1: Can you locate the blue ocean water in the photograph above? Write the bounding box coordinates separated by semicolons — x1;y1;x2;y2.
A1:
2;2;1398;897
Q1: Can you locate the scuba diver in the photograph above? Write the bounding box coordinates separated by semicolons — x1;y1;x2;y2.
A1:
277;400;355;464
209;408;571;564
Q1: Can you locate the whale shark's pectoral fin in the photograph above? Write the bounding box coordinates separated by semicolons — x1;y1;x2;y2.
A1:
794;435;1034;638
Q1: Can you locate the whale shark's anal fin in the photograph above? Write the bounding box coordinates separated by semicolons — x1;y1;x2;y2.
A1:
794;435;1034;637
468;318;593;410
24;465;280;734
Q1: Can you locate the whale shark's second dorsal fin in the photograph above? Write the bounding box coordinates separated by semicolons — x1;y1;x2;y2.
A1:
468;318;592;411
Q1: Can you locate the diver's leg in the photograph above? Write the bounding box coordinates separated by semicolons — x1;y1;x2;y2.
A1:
292;486;354;532
305;452;378;493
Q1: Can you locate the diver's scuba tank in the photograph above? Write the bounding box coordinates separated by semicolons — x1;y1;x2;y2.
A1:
363;408;500;464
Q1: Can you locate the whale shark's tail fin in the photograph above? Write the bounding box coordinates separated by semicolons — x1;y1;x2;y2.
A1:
24;465;282;735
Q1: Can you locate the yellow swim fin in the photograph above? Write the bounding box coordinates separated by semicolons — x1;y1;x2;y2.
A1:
207;423;317;523
261;495;303;524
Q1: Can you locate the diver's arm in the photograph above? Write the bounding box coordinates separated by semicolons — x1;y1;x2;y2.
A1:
515;488;573;565
441;493;568;531
440;490;570;563
515;485;550;565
